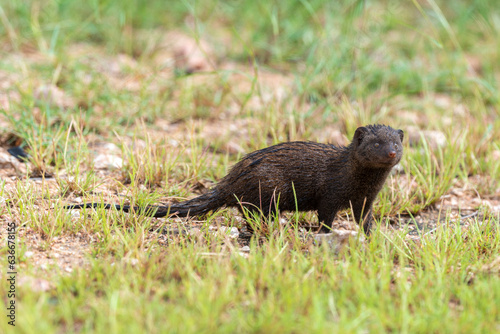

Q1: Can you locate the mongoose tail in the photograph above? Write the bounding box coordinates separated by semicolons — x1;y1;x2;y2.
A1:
64;191;225;218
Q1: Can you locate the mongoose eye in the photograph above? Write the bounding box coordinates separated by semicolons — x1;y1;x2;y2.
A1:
394;143;398;148
374;143;380;147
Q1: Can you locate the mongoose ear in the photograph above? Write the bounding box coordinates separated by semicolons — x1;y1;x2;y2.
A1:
397;129;404;143
353;127;367;145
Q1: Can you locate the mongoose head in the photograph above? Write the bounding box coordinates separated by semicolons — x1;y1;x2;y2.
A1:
352;124;404;168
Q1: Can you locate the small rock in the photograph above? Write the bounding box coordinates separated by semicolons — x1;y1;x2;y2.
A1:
240;246;250;253
313;230;363;253
157;31;216;73
69;210;81;218
188;228;202;236
314;127;347;146
103;143;120;153
489;205;500;214
34;84;74;108
391;163;404;174
102;54;137;76
0;150;21;168
209;226;239;239
434;94;453;109
93;154;123;169
453;104;469;117
223;226;239;239
489;150;500;163
407;126;447;149
398;110;422;125
169;139;180;147
221;141;245;155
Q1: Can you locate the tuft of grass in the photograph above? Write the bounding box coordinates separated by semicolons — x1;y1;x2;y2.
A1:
119;130;182;190
2;216;499;333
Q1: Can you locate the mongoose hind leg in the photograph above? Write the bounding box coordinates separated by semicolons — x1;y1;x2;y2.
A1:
317;204;339;233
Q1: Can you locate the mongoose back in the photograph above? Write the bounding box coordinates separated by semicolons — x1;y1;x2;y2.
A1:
66;124;404;234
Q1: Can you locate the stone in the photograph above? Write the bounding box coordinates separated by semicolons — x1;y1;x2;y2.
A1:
313;229;364;253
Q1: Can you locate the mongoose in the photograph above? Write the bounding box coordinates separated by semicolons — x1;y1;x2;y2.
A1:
66;124;404;234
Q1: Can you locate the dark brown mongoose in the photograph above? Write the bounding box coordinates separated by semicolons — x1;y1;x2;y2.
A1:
65;124;404;234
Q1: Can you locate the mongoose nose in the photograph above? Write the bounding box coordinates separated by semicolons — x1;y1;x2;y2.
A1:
388;151;396;158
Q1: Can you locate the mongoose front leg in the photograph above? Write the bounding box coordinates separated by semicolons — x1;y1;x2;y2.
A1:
352;201;374;235
317;205;339;233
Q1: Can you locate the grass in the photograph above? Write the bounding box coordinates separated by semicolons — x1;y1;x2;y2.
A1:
5;221;500;333
0;0;500;333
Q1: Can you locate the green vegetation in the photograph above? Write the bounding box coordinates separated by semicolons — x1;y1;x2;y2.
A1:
0;0;499;332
